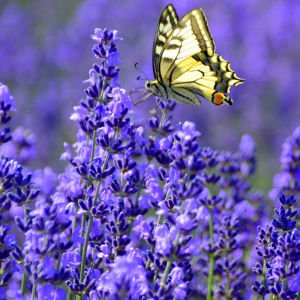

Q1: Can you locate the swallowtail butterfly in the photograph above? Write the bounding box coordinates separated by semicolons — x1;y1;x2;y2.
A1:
145;4;243;106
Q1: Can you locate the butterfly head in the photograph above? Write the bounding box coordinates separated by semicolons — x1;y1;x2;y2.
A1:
145;80;163;98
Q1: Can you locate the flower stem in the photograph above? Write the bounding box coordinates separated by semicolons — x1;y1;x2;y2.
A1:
262;259;267;300
90;129;97;162
21;268;26;294
79;129;97;257
67;289;73;300
225;257;230;298
21;205;29;295
160;230;181;286
79;145;111;279
160;260;173;286
31;280;37;300
80;179;102;281
207;208;215;300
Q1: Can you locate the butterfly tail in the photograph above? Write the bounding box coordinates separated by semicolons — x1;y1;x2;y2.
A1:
209;54;244;94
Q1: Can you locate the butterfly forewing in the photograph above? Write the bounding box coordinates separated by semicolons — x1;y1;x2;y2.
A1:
153;4;179;81
160;9;216;80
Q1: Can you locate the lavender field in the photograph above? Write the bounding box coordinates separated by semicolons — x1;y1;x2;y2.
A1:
0;1;299;299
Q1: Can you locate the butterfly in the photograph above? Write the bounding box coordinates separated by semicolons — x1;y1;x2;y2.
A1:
144;4;244;106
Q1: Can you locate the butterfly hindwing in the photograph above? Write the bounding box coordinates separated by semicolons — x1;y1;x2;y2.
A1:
167;86;201;105
171;54;243;104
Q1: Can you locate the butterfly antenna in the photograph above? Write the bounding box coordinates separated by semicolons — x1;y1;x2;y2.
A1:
134;63;149;81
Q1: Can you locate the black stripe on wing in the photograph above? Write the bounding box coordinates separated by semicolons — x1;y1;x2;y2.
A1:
170;54;243;103
152;4;179;82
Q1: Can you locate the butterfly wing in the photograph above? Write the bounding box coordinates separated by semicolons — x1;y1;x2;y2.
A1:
171;53;244;105
153;4;179;82
159;8;215;80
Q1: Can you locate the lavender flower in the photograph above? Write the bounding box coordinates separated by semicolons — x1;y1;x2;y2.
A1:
253;194;300;299
0;83;14;145
97;249;148;298
0;219;15;292
53;28;149;299
0;127;37;165
270;127;300;201
0;158;39;298
0;84;36;166
215;216;246;299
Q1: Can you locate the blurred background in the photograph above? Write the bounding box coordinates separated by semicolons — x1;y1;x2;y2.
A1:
0;0;299;193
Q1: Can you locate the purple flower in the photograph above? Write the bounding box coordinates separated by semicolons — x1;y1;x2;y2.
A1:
1;127;37;164
154;224;173;257
270;127;300;200
33;167;57;196
91;28;121;44
0;83;15;109
0;83;15;145
169;266;188;299
132;215;152;239
252;194;300;298
96;250;148;298
36;284;66;299
0;220;15;293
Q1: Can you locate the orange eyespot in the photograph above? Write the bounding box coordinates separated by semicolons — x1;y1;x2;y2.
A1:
212;92;225;106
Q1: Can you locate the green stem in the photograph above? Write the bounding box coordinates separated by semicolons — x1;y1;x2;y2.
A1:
79;129;98;257
72;203;78;234
90;129;97;162
79;214;87;257
225;256;230;298
207;254;215;300
284;259;289;290
67;289;73;300
79;147;111;279
207;208;215;300
21;204;28;295
160;260;173;286
77;148;111;300
21;269;26;294
159;220;181;284
262;259;267;300
31;281;36;300
79;180;102;281
56;253;62;270
75;60;109;300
